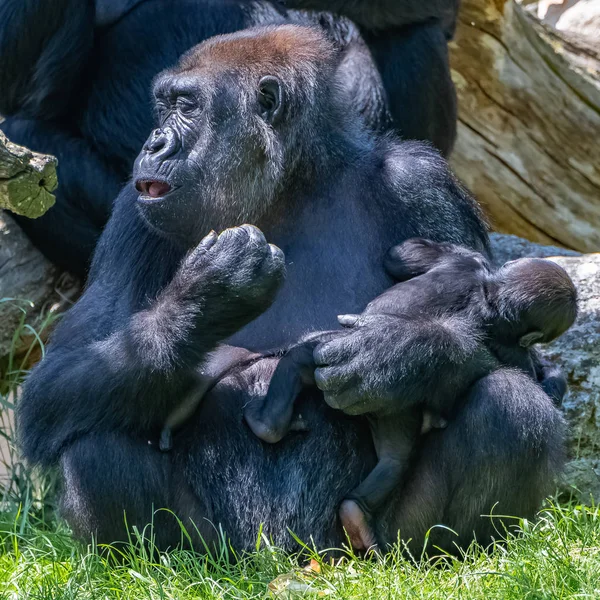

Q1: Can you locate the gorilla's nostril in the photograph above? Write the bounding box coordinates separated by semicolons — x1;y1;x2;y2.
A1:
145;128;178;158
135;180;150;195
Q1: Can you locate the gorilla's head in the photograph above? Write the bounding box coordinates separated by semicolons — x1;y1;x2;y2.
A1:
133;25;346;247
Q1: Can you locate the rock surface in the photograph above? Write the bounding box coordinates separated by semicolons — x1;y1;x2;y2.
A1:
491;233;600;501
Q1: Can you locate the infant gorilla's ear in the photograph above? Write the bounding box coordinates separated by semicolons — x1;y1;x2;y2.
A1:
519;331;545;348
496;258;578;345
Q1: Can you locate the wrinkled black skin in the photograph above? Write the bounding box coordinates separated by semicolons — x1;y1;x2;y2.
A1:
246;240;575;525
0;0;457;276
18;26;565;556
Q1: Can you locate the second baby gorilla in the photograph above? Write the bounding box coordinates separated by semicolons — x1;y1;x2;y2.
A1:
243;239;578;549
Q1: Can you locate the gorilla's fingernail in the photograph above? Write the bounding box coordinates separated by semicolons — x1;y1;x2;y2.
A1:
338;314;359;327
199;230;218;249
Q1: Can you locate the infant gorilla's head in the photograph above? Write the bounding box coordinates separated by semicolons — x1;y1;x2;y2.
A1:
384;238;577;349
491;257;577;347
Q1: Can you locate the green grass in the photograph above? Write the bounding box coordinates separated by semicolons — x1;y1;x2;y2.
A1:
1;303;600;599
0;503;600;599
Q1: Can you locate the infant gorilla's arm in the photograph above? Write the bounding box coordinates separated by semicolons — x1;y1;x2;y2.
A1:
243;332;336;444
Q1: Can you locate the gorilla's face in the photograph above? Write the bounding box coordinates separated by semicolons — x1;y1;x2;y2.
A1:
133;69;286;247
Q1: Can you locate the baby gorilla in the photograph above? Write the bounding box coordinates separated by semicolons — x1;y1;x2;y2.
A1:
243;238;578;549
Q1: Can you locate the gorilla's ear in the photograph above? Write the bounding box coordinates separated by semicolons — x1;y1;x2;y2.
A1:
258;76;284;124
519;331;544;348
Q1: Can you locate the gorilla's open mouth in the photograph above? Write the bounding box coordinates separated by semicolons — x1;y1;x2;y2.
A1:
135;179;173;200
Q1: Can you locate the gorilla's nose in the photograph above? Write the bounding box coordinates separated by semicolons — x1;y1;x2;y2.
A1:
143;128;180;161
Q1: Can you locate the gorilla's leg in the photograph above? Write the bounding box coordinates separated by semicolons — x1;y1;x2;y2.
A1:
60;432;216;549
377;369;566;555
1;117;122;275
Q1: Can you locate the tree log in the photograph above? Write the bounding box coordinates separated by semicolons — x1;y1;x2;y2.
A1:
0;212;79;377
0;130;57;218
449;0;600;252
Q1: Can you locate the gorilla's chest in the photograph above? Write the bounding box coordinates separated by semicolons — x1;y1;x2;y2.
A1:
228;205;394;352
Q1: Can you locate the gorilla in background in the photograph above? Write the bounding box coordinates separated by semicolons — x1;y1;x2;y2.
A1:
18;25;565;555
0;0;458;276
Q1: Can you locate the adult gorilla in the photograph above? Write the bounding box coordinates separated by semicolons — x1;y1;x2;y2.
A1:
18;26;565;555
0;0;458;276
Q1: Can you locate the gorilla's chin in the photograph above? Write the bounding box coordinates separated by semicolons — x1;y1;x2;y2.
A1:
135;186;199;247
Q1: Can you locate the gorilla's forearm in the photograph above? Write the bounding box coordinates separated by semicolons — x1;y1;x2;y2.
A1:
0;0;94;118
18;213;284;468
16;297;216;468
17;342;192;468
282;0;460;35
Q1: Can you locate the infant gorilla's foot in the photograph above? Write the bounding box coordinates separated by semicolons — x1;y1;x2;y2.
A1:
339;499;377;551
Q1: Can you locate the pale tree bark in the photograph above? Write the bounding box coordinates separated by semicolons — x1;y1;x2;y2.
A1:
0;130;57;218
449;0;600;251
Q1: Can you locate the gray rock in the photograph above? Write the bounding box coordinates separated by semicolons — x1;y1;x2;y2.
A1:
492;233;600;501
489;232;581;265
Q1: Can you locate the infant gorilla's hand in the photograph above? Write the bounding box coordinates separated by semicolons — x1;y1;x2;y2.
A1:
171;225;285;334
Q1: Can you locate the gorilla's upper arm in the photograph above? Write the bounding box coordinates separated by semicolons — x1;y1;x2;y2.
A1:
382;142;490;255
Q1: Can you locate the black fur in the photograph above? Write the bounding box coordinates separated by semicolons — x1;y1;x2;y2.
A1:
0;0;458;275
244;240;575;548
282;0;460;36
18;27;565;556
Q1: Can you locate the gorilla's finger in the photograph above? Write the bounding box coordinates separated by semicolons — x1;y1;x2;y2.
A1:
330;390;371;415
313;339;350;366
186;230;217;263
266;243;286;274
314;366;352;393
254;244;286;291
198;230;218;252
322;376;362;410
240;223;267;250
337;314;360;328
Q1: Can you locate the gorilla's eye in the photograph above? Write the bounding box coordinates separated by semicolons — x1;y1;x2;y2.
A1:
155;100;169;123
176;97;197;115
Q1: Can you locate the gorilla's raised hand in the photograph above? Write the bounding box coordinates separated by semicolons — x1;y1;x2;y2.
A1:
168;224;285;340
137;224;285;372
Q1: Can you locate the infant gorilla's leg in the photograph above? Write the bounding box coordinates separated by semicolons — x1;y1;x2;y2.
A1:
340;409;422;550
243;332;336;443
